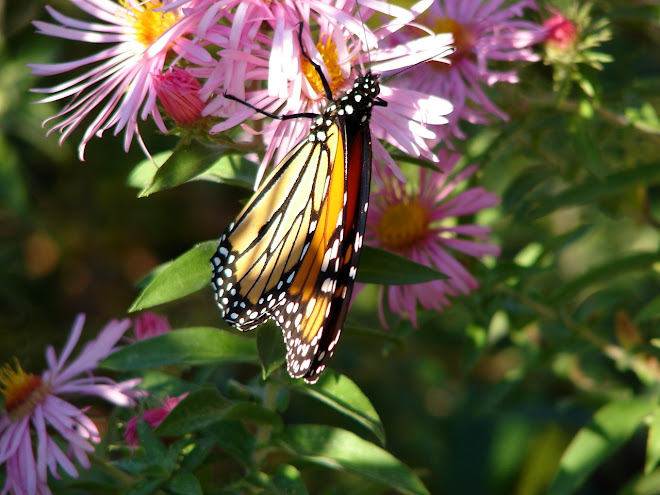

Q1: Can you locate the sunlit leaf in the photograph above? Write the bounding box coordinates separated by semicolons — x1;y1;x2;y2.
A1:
140;141;226;196
102;327;257;370
129;241;216;311
271;464;309;495
288;371;385;445
276;425;429;495
547;397;655;495
645;409;660;474
127;151;172;191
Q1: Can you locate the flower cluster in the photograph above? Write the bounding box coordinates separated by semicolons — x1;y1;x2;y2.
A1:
29;0;544;327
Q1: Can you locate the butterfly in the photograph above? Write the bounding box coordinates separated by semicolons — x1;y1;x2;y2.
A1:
210;29;384;384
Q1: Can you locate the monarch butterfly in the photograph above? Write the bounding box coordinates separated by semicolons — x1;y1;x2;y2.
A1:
210;29;384;384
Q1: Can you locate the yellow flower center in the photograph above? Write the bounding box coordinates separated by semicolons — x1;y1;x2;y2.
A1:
435;17;475;63
301;36;345;96
122;0;180;49
0;360;48;421
376;200;429;251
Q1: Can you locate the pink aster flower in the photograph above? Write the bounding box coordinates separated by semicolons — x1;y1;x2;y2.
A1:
0;315;141;495
193;0;453;185
365;153;501;326
392;0;543;139
133;311;172;341
123;393;188;452
29;0;212;160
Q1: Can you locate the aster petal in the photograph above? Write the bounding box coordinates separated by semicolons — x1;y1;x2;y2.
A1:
32;405;49;483
51;318;131;386
0;417;29;463
47;436;78;478
18;428;37;495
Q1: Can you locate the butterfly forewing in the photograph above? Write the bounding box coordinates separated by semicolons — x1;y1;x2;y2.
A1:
211;124;343;329
211;72;381;383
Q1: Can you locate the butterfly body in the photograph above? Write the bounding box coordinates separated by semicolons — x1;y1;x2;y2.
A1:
211;71;381;383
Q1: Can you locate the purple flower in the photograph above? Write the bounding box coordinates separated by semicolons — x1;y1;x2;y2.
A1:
365;153;501;326
392;0;543;139
190;0;453;185
0;315;141;495
29;0;211;160
132;311;172;341
123;393;188;452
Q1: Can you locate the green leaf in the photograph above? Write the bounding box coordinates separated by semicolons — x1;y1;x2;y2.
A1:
0;135;28;214
223;402;283;430
636;294;660;324
357;246;447;285
626;101;660;135
196;153;259;188
124;478;164;495
140;141;224;196
129;241;217;311
138;419;167;461
550;252;660;303
524;163;660;220
127;151;172;191
165;471;202;495
569;110;603;178
205;419;256;466
271;464;309;495
155;388;229;436
276;425;429;495
102;327;258;370
288;371;385;446
131;141;259;196
502;165;551;212
257;323;286;379
646;409;660;474
180;437;215;472
547;396;656;495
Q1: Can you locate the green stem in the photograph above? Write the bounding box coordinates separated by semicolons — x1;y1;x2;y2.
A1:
252;372;281;468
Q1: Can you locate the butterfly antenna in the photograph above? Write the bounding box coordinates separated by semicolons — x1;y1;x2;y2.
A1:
297;23;333;100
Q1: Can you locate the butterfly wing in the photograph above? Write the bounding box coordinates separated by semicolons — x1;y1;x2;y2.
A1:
211;120;371;383
282;125;372;383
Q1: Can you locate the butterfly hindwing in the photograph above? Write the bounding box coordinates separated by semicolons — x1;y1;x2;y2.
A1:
282;126;372;383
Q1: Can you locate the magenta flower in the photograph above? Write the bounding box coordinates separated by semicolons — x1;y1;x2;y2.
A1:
153;67;206;126
193;0;453;185
392;0;543;139
0;315;141;495
123;393;188;452
133;311;172;341
365;153;501;326
543;11;578;50
29;0;212;160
